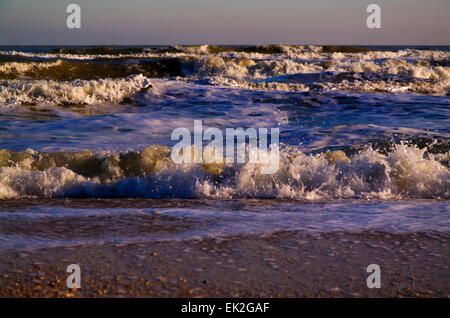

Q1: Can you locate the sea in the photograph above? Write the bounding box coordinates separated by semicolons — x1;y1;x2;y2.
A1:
0;45;448;250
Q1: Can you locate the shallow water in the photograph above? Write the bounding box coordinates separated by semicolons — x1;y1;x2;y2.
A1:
0;198;448;250
0;45;449;249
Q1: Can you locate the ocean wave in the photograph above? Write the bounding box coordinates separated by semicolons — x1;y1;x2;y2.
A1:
0;74;151;105
0;60;64;78
318;77;449;95
175;44;321;55
0;50;162;61
2;57;447;95
177;52;450;94
0;46;449;96
0;59;182;81
180;56;322;80
327;59;450;81
0;143;448;200
2;46;447;63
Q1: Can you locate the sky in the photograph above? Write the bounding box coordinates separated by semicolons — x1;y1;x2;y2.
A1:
0;0;449;45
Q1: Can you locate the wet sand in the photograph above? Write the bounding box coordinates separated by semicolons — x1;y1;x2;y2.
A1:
0;231;448;297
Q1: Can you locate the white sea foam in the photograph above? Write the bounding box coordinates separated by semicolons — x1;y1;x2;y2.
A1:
174;49;450;94
1;46;449;95
0;74;151;105
318;77;450;95
0;60;63;75
0;143;448;200
0;50;161;61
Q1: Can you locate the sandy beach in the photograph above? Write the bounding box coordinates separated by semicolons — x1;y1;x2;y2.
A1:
1;230;448;297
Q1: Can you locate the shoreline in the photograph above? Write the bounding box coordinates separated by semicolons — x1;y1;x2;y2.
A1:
1;231;448;297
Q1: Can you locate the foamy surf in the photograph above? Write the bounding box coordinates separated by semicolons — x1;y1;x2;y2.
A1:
0;60;64;76
0;46;449;96
0;143;448;200
0;46;449;201
0;74;151;105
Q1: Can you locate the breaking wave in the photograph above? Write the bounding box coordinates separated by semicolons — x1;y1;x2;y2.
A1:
0;60;64;78
0;74;151;105
0;143;448;200
180;54;450;94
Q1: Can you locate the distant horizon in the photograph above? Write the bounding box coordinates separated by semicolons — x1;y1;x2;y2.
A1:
1;0;449;46
1;44;450;47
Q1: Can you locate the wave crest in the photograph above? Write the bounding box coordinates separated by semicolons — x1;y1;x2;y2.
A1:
0;143;448;200
0;74;151;105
